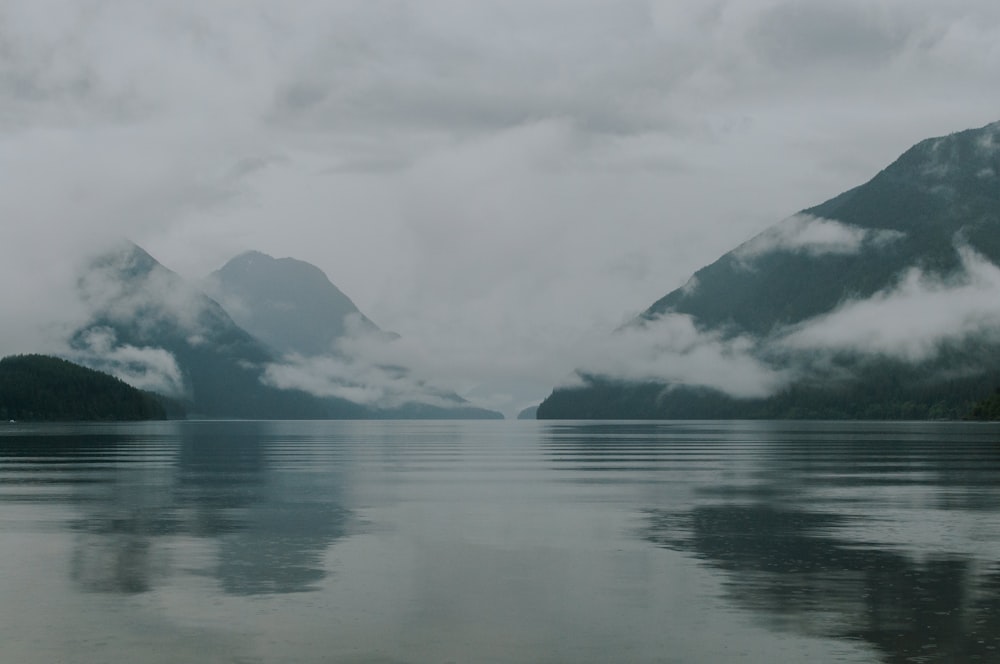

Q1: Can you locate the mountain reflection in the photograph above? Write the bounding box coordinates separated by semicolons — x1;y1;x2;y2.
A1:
538;422;1000;663
593;421;1000;664
64;422;354;596
645;503;1000;662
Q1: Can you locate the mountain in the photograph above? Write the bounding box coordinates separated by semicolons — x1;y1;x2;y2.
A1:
205;250;501;420
71;242;367;419
0;354;169;421
205;251;383;357
70;243;500;419
539;120;1000;420
517;405;538;420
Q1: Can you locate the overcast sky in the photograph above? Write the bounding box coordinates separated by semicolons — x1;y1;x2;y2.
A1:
3;0;1000;414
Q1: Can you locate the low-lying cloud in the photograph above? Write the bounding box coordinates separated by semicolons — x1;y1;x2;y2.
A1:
734;214;905;266
67;328;185;398
782;245;1000;361
567;242;1000;400
261;327;472;411
569;313;787;399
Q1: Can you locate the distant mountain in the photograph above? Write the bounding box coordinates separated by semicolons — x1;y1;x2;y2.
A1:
71;242;366;419
69;243;501;419
204;250;501;419
205;251;383;357
540;120;1000;419
0;354;169;421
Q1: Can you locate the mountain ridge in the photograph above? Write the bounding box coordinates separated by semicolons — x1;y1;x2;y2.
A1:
70;243;501;419
539;120;1000;420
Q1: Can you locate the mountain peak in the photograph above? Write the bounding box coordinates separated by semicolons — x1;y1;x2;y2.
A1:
85;240;160;280
229;249;274;264
207;251;379;357
874;120;1000;192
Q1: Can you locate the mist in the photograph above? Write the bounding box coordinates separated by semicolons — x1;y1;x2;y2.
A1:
734;214;905;267
782;245;1000;362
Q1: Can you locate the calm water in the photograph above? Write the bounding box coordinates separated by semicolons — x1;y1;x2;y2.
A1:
1;420;999;663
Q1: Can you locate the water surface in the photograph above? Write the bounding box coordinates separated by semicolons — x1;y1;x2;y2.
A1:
1;420;998;663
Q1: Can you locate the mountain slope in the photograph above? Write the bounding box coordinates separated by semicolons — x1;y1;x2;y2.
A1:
205;251;382;357
646;121;1000;335
539;120;1000;420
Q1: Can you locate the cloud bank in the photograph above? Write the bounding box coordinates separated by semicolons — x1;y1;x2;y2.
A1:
261;318;469;411
570;313;788;398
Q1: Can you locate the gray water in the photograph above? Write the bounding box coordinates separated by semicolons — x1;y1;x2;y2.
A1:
1;420;999;663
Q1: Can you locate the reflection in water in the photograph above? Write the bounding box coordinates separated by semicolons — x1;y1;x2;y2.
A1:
176;422;353;595
590;422;1000;664
645;505;1000;662
4;420;1000;663
3;422;356;596
0;428;179;594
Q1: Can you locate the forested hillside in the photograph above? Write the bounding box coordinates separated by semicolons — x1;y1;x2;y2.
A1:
0;354;168;421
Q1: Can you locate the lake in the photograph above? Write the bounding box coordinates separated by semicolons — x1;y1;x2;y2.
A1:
1;420;999;663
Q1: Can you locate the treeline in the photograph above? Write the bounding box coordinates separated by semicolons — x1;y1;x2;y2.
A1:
966;389;1000;420
539;359;1000;421
0;354;170;421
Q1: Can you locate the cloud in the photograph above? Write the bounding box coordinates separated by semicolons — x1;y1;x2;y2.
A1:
260;325;470;411
262;357;388;407
749;1;916;69
734;214;905;265
76;242;219;340
0;121;263;358
51;242;239;399
260;305;785;412
569;313;788;399
67;328;185;397
781;245;1000;362
265;1;685;137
